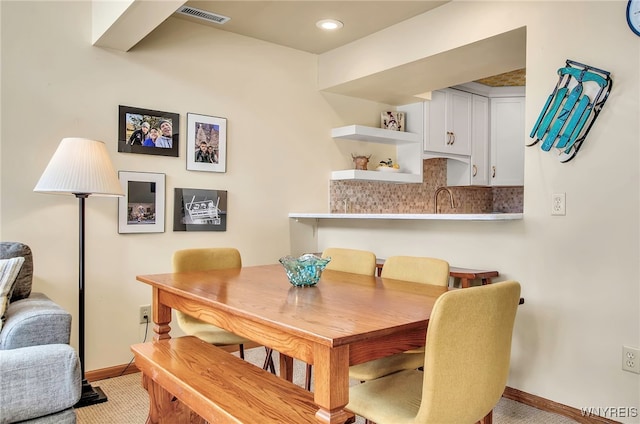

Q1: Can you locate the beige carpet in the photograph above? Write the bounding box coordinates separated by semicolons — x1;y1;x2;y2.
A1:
77;347;577;424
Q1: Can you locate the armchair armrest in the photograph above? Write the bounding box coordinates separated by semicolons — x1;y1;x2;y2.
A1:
0;293;72;350
0;344;81;423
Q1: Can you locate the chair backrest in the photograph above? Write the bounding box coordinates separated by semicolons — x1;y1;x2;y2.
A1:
172;248;242;272
381;256;450;287
416;281;521;423
173;248;243;334
321;247;376;276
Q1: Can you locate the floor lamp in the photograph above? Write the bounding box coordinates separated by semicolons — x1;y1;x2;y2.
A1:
34;137;123;407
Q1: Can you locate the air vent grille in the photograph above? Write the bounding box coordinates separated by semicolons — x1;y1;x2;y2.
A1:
177;6;230;25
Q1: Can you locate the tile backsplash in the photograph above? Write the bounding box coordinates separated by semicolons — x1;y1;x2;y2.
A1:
330;158;523;214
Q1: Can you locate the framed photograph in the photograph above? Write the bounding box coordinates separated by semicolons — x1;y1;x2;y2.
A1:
173;188;227;232
381;111;405;131
186;113;227;172
118;105;179;157
118;171;165;234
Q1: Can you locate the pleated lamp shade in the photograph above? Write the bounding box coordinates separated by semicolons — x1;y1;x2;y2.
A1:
34;137;124;196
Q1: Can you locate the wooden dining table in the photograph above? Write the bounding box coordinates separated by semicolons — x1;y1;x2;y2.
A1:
137;264;449;424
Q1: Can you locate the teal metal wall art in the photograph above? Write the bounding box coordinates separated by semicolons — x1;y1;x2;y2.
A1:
528;59;613;163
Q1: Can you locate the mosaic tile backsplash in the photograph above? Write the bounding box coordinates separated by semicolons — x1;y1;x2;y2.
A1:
330;158;523;214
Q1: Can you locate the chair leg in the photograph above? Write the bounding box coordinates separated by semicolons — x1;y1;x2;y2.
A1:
239;344;245;360
262;347;276;374
477;409;493;424
305;363;313;391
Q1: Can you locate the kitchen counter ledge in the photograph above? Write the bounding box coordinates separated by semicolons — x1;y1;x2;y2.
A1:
289;213;523;221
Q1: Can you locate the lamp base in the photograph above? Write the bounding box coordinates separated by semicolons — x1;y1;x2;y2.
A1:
74;379;108;408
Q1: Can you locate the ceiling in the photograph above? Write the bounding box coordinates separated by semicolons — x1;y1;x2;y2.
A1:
163;1;526;104
476;69;526;87
172;1;449;54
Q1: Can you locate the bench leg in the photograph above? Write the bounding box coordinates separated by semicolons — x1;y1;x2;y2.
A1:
143;373;191;424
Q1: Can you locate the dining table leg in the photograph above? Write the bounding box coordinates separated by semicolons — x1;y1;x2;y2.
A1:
152;287;172;341
312;344;354;424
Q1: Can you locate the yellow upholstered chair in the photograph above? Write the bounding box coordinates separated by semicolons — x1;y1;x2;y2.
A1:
321;247;377;276
346;281;521;424
302;247;377;390
173;248;274;371
348;255;450;382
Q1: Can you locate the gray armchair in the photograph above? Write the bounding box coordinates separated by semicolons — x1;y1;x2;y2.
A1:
0;242;81;424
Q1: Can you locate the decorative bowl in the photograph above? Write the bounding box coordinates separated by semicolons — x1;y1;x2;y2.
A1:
279;254;331;287
376;166;400;173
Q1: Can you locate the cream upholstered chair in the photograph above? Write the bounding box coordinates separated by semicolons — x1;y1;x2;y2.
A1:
302;247;377;390
346;281;521;424
348;255;450;382
173;248;274;371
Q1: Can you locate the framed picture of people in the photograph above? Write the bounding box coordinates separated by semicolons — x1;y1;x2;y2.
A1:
118;105;179;157
117;171;166;234
186;113;227;173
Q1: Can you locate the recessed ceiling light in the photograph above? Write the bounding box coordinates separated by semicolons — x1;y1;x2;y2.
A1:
316;19;343;30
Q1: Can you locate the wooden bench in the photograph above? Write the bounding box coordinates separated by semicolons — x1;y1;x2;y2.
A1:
131;336;323;424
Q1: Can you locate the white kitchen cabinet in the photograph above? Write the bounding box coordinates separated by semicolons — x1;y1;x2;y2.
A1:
424;88;472;156
440;94;489;186
330;103;423;184
490;97;525;186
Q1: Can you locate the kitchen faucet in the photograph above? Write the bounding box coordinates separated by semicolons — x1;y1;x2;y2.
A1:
434;187;455;213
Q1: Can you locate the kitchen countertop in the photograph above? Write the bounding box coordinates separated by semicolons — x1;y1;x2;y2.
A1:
288;213;523;221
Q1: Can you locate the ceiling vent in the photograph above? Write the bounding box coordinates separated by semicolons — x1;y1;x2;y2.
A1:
177;6;231;25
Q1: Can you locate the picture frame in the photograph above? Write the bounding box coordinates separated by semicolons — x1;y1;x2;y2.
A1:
118;105;180;157
381;111;405;131
173;188;227;232
186;113;227;172
118;171;165;234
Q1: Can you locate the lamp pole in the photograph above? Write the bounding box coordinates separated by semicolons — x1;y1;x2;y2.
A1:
74;193;108;407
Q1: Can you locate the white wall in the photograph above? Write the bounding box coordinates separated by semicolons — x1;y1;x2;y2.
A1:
312;1;640;420
0;1;386;370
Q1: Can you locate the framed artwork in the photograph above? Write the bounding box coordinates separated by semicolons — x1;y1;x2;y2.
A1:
381;111;405;131
186;113;227;173
118;171;165;234
118;105;180;157
173;188;227;232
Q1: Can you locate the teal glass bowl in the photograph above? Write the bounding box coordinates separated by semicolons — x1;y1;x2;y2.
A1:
279;254;331;287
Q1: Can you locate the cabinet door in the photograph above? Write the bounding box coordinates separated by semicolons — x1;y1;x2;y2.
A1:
471;95;489;185
447;89;472;156
424;89;472;155
490;97;525;186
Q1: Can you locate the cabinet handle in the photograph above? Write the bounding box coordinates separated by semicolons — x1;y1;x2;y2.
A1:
472;165;477;177
451;132;455;145
446;132;451;145
492;166;496;178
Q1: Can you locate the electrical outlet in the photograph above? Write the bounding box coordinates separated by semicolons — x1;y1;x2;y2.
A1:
139;305;151;324
551;193;566;216
622;346;640;374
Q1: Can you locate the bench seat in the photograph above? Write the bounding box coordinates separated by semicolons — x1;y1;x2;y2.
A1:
131;336;320;424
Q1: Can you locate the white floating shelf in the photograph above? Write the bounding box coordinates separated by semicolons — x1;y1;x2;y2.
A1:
331;125;420;145
330;169;423;183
